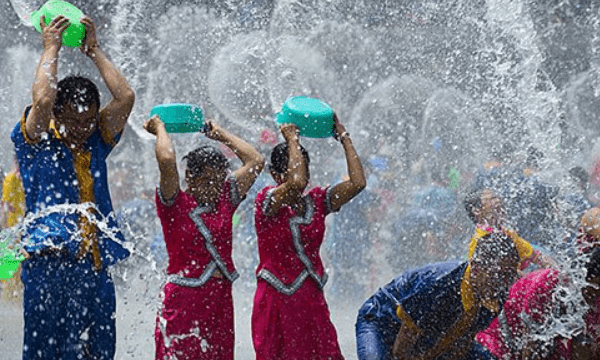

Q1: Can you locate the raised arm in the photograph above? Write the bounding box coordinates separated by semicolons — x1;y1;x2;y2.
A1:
204;119;265;198
144;115;179;202
265;124;308;216
26;15;70;141
80;16;135;141
327;113;366;212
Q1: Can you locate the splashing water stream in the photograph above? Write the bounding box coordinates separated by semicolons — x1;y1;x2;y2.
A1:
1;0;600;358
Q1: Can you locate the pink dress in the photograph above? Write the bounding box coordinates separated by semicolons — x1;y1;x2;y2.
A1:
252;186;344;360
476;268;600;360
155;176;242;360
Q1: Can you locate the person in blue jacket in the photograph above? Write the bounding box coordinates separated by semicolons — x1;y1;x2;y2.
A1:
355;232;520;360
11;15;134;360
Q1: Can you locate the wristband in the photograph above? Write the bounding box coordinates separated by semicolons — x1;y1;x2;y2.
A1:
339;132;351;141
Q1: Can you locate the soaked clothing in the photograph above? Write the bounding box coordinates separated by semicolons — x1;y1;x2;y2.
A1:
155;177;242;360
469;226;536;271
356;262;499;360
252;186;344;360
21;252;116;359
12;107;128;263
12;107;128;360
476;268;600;360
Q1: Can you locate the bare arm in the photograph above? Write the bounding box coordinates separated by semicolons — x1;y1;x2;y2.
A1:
26;15;70;141
204;120;265;198
144;115;179;202
328;113;366;212
81;16;135;141
264;124;308;216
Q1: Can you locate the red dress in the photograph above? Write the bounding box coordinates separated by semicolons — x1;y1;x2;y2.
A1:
477;268;600;360
155;176;242;360
252;186;344;360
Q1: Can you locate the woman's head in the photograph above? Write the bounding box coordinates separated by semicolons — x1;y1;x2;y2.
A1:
464;187;504;226
183;145;229;193
269;142;310;183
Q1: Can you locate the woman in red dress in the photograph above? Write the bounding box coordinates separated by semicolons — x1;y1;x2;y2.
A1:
144;115;264;360
252;115;366;360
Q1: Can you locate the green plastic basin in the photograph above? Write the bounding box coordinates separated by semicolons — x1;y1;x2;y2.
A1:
276;96;334;138
30;0;85;48
149;104;204;134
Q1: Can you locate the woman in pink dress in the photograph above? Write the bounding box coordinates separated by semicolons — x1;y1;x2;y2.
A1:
144;115;265;360
252;115;366;360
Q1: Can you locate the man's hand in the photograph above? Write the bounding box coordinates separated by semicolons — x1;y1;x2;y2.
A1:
41;15;69;51
143;115;165;136
80;16;99;57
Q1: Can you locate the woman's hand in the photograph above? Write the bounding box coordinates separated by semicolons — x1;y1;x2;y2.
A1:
41;15;69;51
80;16;100;57
332;113;347;141
204;119;223;141
143;115;165;136
280;123;300;143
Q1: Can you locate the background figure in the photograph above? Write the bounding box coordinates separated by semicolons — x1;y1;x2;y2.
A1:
464;187;556;273
328;186;378;301
0;155;25;305
13;15;134;360
145;115;264;360
474;148;561;250
355;233;520;360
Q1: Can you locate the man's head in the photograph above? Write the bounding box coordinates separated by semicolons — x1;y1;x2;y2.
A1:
52;76;101;144
470;232;520;310
183;145;230;194
464;187;504;226
269;142;310;184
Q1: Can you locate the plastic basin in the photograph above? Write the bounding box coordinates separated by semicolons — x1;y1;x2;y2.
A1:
30;0;85;48
276;96;334;138
149;104;204;133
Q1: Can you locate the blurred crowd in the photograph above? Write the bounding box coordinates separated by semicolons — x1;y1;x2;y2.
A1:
2;142;600;306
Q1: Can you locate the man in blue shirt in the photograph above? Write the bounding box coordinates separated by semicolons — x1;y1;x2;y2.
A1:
12;14;134;360
355;232;520;360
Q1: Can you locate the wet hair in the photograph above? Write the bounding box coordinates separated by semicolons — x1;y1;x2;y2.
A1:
53;76;101;116
525;146;544;169
471;232;520;269
569;166;589;188
270;142;310;174
464;187;485;223
183;145;230;176
586;248;600;281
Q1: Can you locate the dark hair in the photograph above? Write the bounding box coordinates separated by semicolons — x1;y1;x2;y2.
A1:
471;232;520;267
586;248;600;281
183;145;230;175
53;76;101;116
464;188;485;223
569;166;589;188
525;146;544;169
270;142;310;174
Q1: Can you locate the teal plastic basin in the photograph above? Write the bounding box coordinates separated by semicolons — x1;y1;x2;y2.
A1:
30;0;85;48
149;104;204;133
276;96;334;138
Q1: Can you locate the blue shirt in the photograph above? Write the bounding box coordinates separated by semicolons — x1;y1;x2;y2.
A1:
364;262;499;359
11;107;129;266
